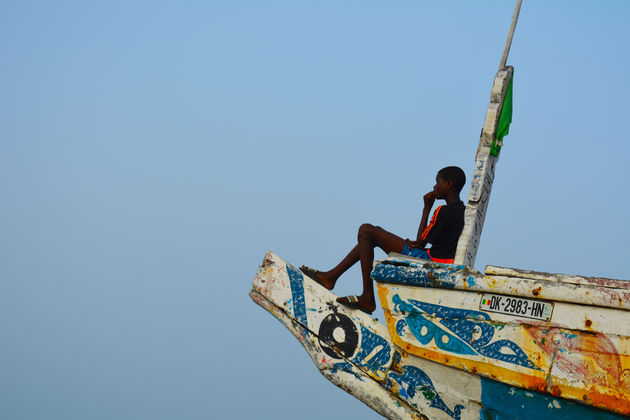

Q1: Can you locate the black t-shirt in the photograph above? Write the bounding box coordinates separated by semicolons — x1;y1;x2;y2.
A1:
420;201;465;260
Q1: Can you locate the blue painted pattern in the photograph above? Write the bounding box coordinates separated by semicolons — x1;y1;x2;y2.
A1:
371;259;472;289
394;296;477;355
351;325;391;378
371;262;460;288
410;298;539;370
288;262;393;379
330;324;393;380
387;365;464;420
286;263;308;326
330;361;365;382
393;295;539;370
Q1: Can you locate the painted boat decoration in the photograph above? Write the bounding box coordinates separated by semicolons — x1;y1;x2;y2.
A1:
250;3;630;418
250;252;630;419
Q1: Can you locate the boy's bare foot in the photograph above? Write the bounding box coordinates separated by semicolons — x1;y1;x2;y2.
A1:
300;265;336;290
336;295;376;315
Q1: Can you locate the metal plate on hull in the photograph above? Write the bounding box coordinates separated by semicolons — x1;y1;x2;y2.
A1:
480;293;553;321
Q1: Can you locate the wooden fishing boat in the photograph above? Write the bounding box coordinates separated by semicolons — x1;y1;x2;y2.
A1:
250;2;630;418
250;252;629;419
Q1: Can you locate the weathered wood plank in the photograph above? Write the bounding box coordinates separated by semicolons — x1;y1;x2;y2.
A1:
454;66;513;267
486;265;630;289
373;254;630;311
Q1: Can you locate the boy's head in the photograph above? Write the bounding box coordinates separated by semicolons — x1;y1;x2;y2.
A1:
436;166;466;196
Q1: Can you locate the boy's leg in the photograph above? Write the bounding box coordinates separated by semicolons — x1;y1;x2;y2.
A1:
302;224;405;293
338;224;405;312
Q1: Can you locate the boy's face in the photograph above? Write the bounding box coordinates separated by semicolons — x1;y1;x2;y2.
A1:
433;175;452;199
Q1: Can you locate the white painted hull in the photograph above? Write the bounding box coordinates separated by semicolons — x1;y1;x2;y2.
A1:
251;251;629;419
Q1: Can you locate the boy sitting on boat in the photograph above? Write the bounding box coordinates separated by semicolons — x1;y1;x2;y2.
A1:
301;166;466;315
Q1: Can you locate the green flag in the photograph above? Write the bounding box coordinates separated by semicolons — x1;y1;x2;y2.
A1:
490;75;513;157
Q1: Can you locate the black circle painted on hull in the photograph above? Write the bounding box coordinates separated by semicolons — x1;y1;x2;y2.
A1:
317;312;359;359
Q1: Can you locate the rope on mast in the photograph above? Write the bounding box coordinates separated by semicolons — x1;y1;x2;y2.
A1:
499;0;523;69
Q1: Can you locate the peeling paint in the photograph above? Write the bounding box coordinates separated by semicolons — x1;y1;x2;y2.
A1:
372;256;630;311
252;252;629;418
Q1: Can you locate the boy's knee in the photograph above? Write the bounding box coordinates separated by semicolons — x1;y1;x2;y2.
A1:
358;223;376;240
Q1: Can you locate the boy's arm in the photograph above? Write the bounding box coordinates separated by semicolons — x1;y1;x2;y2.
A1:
412;191;435;248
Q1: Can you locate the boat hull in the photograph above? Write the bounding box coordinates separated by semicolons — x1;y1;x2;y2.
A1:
373;254;630;416
251;252;628;419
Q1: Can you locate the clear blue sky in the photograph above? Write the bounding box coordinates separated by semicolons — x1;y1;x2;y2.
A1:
2;1;629;419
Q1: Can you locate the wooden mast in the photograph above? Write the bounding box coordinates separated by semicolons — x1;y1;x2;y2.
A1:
454;0;522;267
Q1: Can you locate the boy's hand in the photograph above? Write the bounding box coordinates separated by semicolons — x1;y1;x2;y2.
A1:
407;240;420;249
423;191;435;209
